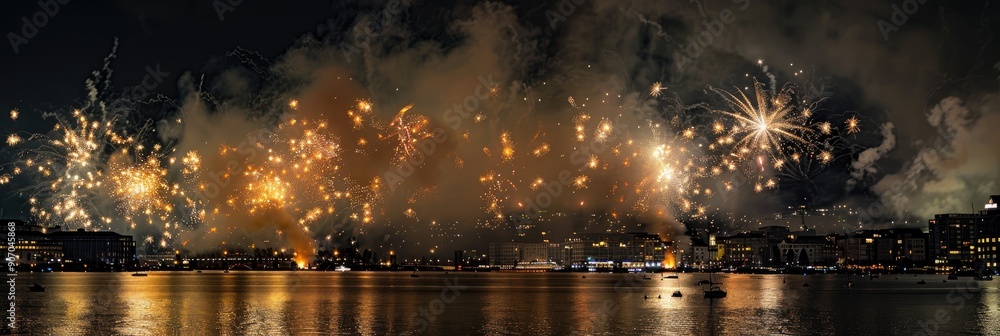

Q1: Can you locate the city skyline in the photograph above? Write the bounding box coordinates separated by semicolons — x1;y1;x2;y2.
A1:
2;1;1000;334
2;1;1000;262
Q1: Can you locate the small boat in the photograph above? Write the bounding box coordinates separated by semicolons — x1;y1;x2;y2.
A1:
665;274;679;279
581;275;587;279
846;281;854;288
410;271;420;278
196;270;202;273
28;283;44;292
643;276;652;280
704;286;727;298
702;273;726;298
131;272;148;277
975;274;993;281
696;279;712;285
917;280;926;284
947;274;959;280
334;265;351;272
671;291;683;298
223;269;230;274
803;283;810;287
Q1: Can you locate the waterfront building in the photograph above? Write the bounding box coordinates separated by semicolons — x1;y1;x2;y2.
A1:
1;220;63;264
47;228;137;266
777;235;838;266
840;228;926;269
929;213;981;271
975;195;1000;271
488;242;522;269
717;231;768;268
490;232;666;270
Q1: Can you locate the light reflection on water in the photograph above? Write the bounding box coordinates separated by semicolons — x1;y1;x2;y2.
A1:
14;272;1000;335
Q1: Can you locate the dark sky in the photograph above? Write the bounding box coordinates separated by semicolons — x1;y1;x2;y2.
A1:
1;0;999;254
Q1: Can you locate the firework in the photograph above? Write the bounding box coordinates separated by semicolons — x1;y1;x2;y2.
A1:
6;134;21;146
710;79;813;160
845;116;860;134
649;82;665;97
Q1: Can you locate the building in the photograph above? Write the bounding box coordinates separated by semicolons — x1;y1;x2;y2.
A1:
563;232;666;270
1;220;63;264
975;195;1000;271
718;231;768;268
690;238;711;268
929;213;980;271
840;228;926;269
520;243;549;262
777;235;838;266
46;228;137;266
493;232;667;271
1;220;137;269
488;243;522;269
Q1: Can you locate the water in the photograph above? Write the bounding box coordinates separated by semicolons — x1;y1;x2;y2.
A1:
12;272;1000;335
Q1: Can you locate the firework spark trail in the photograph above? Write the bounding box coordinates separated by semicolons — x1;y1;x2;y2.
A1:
1;38;868;262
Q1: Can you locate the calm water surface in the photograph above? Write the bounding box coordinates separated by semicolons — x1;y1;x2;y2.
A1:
14;272;1000;335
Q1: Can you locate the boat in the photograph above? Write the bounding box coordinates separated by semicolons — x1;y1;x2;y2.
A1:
671;291;683;298
665;274;679;279
704;286;726;298
334;265;351;272
131;272;148;277
696;279;712;285
28;283;44;292
917;280;926;285
702;273;727;298
410;271;420;278
975;274;993;281
223;269;230;274
947;274;959;280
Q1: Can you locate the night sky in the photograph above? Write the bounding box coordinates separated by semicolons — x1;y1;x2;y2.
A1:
1;0;999;255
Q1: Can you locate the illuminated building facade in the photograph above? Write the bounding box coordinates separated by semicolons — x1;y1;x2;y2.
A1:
975;195;1000;271
47;228;137;266
930;213;981;271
